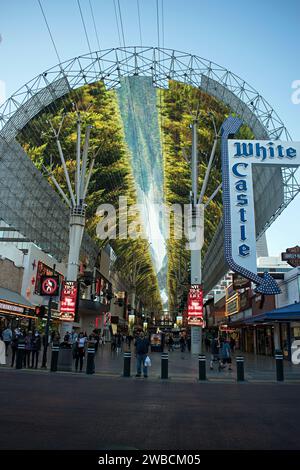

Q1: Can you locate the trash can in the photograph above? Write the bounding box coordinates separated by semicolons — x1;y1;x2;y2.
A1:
57;342;73;372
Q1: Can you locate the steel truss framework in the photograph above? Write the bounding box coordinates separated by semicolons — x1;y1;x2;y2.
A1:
0;47;299;289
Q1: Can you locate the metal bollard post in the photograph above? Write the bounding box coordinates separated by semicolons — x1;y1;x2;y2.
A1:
50;344;60;372
198;354;206;381
123;352;131;377
86;344;96;374
275;351;284;382
161;352;168;379
236;356;245;382
16;343;25;370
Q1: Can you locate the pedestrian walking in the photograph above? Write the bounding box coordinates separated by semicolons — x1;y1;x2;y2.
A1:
168;334;174;352
220;339;232;371
127;334;133;349
111;334;117;353
179;334;186;353
210;336;222;371
205;335;211;353
134;331;150;378
31;331;41;369
10;328;22;367
116;333;122;354
187;334;191;352
230;337;236;353
93;331;100;352
0;337;6;365
24;331;33;368
74;332;86;372
2;326;12;356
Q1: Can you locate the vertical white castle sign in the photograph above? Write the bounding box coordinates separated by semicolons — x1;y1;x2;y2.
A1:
221;116;300;295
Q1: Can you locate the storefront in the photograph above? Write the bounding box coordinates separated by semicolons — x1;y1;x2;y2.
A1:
78;298;110;335
0;286;36;331
256;326;274;356
245;302;300;361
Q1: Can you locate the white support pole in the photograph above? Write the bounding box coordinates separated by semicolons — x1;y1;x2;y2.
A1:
198;138;218;204
190;119;202;355
204;183;222;209
49;173;71;208
82;156;95;201
76;115;81;206
191;121;198;207
60;122;94;338
56;139;76;207
67;211;85;281
79;125;92;202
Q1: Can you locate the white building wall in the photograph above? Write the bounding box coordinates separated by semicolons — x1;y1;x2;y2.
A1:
276;267;300;308
0;243;24;268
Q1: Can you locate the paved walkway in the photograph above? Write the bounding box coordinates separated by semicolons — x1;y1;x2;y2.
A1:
94;346;300;382
1;370;300;450
2;343;300;382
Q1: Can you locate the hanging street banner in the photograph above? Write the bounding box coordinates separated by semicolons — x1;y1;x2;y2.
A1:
221;116;300;295
60;280;78;321
187;284;204;326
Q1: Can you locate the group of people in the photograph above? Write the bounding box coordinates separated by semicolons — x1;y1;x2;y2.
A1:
166;333;191;352
61;329;101;372
0;325;42;368
111;333;134;353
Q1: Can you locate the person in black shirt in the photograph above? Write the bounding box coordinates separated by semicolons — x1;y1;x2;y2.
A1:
134;331;149;378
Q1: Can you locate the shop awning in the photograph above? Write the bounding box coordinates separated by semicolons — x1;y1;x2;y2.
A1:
0;286;33;308
245;302;300;324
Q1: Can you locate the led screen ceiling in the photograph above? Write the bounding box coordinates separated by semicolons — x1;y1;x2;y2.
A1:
0;47;297;311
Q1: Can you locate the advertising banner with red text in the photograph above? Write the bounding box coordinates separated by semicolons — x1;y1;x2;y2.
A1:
188;284;204;326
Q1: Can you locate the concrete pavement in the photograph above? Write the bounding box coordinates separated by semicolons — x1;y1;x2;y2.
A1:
2;343;300;382
1;368;300;450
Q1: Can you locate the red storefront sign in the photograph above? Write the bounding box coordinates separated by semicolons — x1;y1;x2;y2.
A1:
60;281;78;321
188;284;204;326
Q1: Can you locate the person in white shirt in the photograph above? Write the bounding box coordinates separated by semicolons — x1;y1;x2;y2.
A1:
74;332;86;372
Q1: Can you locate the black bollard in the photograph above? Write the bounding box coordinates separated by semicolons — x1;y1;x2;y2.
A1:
50;344;60;372
123;352;131;377
198;354;206;381
236;356;244;382
161;352;168;379
86;343;96;375
275;351;284;382
16;342;25;370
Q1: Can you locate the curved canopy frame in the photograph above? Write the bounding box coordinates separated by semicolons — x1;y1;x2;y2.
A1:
0;47;299;289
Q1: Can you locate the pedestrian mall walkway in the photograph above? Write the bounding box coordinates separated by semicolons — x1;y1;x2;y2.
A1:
1;342;300;383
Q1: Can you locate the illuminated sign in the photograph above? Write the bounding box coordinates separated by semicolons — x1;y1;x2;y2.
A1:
60;281;78;321
35;261;64;296
0;301;24;314
41;276;59;296
221;116;300;295
232;273;251;290
188;284;203;326
226;295;239;316
281;246;300;267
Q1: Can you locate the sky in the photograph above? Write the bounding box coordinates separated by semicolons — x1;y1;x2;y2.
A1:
0;0;300;257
